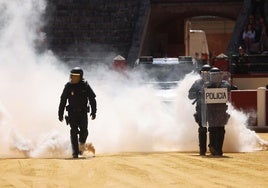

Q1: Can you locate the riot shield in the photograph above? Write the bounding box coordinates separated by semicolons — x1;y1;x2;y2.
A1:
201;85;207;127
201;71;231;127
200;69;209;128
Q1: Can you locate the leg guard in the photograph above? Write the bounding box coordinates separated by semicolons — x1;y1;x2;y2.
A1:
79;129;88;144
78;114;88;144
70;128;79;157
198;127;207;155
218;127;225;156
208;127;217;155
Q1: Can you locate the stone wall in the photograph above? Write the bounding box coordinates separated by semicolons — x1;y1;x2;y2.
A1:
46;0;146;64
45;0;255;65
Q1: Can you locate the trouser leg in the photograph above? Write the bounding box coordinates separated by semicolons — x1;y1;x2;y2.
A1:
79;129;88;144
208;127;217;155
70;127;79;157
217;127;225;156
78;113;88;144
209;127;225;156
69;113;81;157
198;126;207;155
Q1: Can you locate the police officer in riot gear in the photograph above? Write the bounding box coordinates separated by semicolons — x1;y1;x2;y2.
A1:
206;67;230;156
188;64;211;156
58;67;97;158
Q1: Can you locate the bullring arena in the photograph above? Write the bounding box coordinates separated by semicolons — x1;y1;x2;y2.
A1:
0;133;267;187
1;0;268;187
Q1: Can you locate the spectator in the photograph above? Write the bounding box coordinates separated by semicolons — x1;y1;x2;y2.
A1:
209;51;217;67
193;52;201;72
242;23;256;53
232;46;249;74
258;17;268;52
247;14;257;30
201;53;209;65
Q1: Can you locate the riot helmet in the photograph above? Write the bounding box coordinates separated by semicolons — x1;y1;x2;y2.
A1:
209;67;222;85
70;67;83;84
200;64;211;83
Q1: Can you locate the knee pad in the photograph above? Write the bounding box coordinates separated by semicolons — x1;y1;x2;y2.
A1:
198;127;207;134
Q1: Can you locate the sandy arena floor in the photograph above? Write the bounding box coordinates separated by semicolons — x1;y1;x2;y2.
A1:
0;133;267;188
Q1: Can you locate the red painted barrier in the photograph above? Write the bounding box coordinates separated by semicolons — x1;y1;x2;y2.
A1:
266;90;268;125
231;90;257;110
230;90;257;126
214;58;229;72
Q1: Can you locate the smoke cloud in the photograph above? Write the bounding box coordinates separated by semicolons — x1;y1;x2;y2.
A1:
0;0;267;158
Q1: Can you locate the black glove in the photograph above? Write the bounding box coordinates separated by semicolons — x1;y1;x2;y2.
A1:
90;113;96;120
59;116;63;122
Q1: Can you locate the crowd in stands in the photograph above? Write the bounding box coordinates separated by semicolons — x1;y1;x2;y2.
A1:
193;1;268;75
241;0;268;54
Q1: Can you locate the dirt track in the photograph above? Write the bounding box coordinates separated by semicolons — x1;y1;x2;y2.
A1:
0;133;268;188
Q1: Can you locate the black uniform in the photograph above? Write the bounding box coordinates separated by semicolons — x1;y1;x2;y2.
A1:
206;81;230;156
58;80;97;157
188;78;207;155
232;53;249;74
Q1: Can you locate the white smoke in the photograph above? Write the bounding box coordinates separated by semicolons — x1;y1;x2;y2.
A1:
0;0;267;158
0;0;70;158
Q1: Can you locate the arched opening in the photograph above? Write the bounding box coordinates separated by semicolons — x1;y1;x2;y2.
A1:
139;3;238;57
187;16;235;58
140;6;236;59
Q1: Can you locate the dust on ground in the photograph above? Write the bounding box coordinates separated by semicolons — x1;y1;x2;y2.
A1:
0;133;267;188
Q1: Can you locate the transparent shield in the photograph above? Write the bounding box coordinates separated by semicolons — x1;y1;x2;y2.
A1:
201;88;207;127
201;71;231;127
